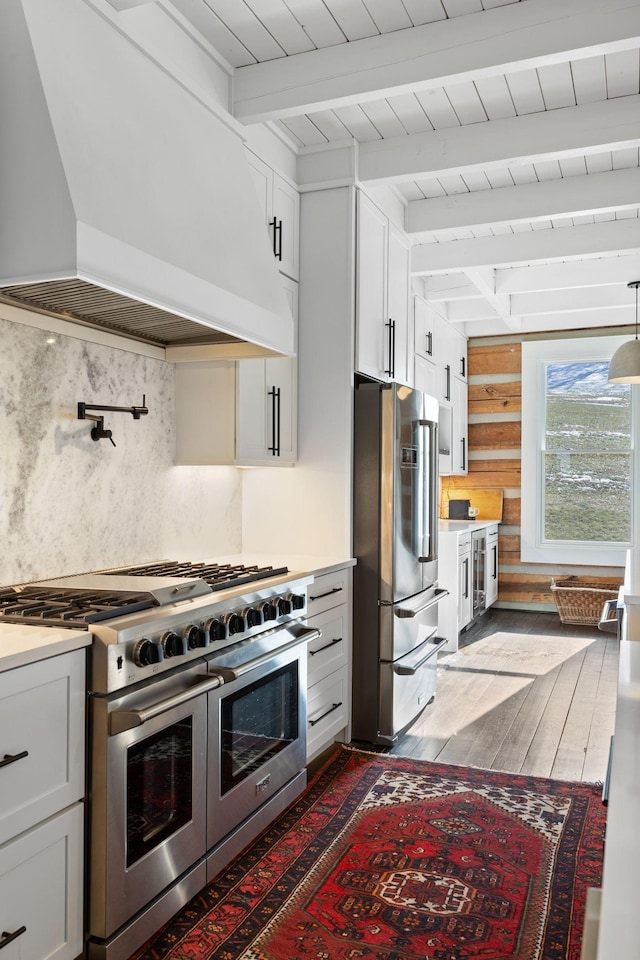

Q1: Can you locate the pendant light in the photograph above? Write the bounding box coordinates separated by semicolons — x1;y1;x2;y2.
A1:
608;280;640;383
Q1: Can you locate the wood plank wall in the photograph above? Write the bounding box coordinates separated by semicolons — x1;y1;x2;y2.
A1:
440;337;623;611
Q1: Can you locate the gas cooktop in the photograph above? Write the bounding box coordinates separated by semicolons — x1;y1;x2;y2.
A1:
0;560;290;630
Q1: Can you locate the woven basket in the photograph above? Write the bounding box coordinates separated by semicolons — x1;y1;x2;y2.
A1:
550;577;621;625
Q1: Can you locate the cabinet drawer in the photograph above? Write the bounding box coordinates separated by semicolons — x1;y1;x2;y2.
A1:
306;608;348;687
307;668;349;762
458;534;472;554
307;567;351;617
0;802;84;960
0;651;85;844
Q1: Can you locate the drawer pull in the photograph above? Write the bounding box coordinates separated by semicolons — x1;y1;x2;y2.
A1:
309;702;342;727
0;750;28;770
0;926;27;949
309;637;342;656
309;586;343;602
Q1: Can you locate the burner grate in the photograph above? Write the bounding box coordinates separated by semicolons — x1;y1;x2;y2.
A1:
109;561;289;592
0;586;155;629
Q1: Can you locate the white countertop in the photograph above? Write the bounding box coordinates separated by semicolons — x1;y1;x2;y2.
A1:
0;622;91;673
439;519;500;535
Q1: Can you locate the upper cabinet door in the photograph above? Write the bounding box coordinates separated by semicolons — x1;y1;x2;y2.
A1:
355;192;410;385
356;192;388;382
235;276;298;466
246;151;299;281
387;223;410;387
272;173;299;281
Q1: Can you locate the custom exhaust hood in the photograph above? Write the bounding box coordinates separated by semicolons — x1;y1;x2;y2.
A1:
0;0;294;357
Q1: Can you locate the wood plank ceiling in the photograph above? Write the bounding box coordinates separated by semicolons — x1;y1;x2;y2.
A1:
173;0;640;337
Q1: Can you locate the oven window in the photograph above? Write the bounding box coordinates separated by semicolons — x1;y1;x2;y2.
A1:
126;717;193;867
221;662;298;794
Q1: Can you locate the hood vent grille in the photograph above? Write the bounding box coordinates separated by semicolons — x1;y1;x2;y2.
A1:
0;280;240;348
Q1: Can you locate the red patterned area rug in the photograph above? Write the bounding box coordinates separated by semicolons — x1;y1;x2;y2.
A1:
130;746;606;960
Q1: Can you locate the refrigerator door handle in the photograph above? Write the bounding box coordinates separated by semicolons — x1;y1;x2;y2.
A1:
394;587;449;619
416;418;439;563
393;636;447;675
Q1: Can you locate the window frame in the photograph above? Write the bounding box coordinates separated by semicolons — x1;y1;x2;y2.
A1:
521;336;637;567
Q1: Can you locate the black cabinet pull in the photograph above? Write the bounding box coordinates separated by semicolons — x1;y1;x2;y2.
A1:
445;364;451;401
0;750;28;770
426;330;433;356
309;637;342;656
309;702;342;727
385;318;396;378
0;926;27;950
267;386;281;456
463;557;469;599
269;217;283;261
391;319;396;378
309;586;343;602
492;544;497;579
460;355;466;378
461;436;466;471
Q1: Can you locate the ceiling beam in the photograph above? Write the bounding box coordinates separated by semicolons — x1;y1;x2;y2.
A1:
510;284;639;315
520;306;636;331
233;0;640;123
494;255;640;294
359;95;640;185
464;268;522;331
411;217;640;274
406;168;640;236
425;276;482;301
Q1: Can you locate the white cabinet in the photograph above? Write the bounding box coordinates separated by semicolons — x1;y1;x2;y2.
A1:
451;377;468;476
176;278;298;467
247;150;299;281
414;294;438;366
439;529;472;652
413;295;468;476
485;524;499;608
438;523;499;651
457;534;473;632
304;566;352;761
0;650;85;960
356;192;410;385
235;355;297;465
235;276;297;466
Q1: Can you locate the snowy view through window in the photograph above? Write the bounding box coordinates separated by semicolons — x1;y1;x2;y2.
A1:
544;361;631;543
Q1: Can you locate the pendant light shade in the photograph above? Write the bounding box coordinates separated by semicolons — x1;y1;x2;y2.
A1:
608;281;640;383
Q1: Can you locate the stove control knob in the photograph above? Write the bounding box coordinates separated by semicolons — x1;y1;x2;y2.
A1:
288;593;305;611
133;639;163;667
243;606;263;628
162;631;187;658
276;596;292;616
185;624;207;649
205;618;226;643
259;601;277;622
225;612;246;636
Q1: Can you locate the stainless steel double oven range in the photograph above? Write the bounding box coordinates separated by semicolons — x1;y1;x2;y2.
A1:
0;561;318;960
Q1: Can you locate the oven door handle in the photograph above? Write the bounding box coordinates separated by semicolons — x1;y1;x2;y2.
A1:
109;673;225;735
213;627;322;683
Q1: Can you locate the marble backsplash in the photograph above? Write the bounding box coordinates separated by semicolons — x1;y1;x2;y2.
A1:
0;311;242;586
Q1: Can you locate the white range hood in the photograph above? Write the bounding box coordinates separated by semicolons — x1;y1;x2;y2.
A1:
0;0;294;356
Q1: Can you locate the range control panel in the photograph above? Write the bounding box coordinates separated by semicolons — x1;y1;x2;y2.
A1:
90;577;311;694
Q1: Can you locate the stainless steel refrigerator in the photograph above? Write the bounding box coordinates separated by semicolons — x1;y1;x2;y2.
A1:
352;380;448;744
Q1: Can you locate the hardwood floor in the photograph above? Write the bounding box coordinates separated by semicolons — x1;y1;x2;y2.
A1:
353;608;618;784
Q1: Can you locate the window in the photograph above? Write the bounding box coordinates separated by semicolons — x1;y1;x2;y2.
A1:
521;337;637;566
